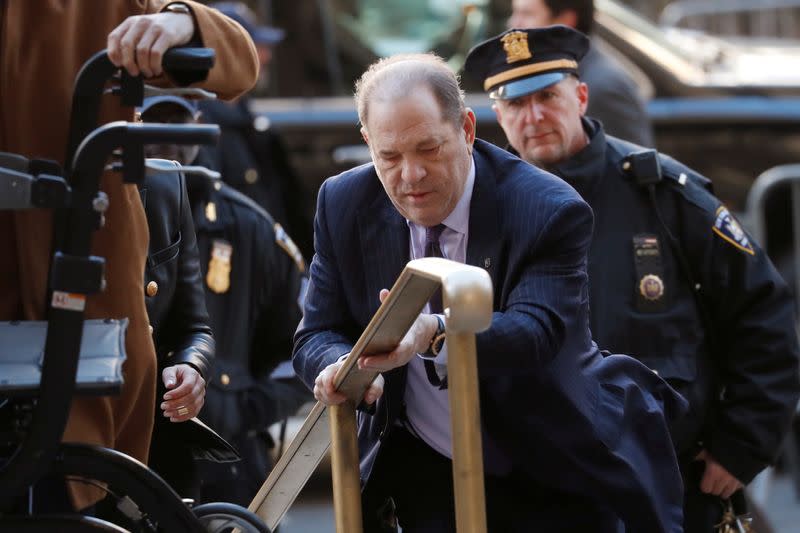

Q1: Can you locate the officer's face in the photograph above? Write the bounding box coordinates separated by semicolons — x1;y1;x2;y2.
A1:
256;43;273;86
493;77;588;168
141;105;200;165
508;0;555;29
362;86;476;227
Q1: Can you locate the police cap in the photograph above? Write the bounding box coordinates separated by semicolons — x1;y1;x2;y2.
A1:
464;25;589;100
210;2;285;45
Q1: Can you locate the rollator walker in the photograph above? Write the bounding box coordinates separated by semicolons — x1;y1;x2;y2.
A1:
0;46;269;533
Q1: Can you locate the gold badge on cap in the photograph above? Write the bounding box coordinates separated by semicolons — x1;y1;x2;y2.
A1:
639;274;665;301
501;31;532;64
207;239;233;294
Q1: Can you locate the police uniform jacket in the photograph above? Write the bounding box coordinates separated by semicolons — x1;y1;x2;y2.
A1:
199;98;310;255
541;118;800;484
187;176;309;504
0;0;258;508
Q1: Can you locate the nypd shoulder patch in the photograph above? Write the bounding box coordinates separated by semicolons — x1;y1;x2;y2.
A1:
274;223;307;273
712;206;755;256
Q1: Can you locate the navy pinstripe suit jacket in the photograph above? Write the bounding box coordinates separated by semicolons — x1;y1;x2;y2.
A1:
294;139;686;532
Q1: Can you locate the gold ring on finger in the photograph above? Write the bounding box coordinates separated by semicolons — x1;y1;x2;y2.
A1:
177;406;189;417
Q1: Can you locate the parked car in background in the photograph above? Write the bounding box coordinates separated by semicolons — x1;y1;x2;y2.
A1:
255;0;800;269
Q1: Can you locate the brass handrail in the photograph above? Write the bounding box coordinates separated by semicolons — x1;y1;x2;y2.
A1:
248;257;493;532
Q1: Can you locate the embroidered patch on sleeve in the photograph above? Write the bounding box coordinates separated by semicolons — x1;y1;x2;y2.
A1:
712;206;755;255
274;223;307;273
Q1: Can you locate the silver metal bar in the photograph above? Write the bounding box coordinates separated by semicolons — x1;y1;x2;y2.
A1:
744;163;800;248
145;159;221;180
659;0;800;28
143;84;217;100
105;159;221;180
791;181;800;314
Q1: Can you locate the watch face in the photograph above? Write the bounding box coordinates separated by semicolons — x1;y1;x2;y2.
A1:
166;3;190;14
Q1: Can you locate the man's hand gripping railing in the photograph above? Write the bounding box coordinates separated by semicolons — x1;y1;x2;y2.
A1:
248;257;493;533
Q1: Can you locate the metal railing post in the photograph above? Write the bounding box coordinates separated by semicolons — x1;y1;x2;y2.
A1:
745;163;800;246
435;264;492;533
745;163;800;317
329;401;363;533
744;163;800;506
446;330;487;531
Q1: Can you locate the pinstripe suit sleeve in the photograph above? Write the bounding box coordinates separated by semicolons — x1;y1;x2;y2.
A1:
292;180;354;389
476;197;594;378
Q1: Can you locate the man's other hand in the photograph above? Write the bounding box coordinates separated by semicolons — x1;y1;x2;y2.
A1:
358;288;439;373
161;364;206;422
107;10;195;78
314;359;385;406
695;449;744;499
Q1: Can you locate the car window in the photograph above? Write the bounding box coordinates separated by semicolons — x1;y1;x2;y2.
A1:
338;0;486;56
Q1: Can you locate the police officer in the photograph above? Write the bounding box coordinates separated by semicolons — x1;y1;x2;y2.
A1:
464;26;800;532
141;95;311;506
506;0;654;147
198;1;311;257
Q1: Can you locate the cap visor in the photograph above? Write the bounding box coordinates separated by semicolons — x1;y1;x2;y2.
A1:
139;95;198;115
490;72;567;100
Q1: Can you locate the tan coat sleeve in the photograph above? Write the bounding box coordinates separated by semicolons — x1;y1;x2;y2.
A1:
158;0;259;101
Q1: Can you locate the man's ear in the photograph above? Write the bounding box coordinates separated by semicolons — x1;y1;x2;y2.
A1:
360;126;369;145
552;9;579;29
463;108;477;146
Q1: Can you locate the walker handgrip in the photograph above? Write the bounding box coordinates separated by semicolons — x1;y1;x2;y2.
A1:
162;47;216;73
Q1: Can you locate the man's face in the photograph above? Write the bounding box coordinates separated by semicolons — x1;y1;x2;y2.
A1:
493;77;588;167
508;0;554;29
362;86;476;227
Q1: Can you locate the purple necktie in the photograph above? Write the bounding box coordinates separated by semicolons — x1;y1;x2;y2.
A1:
423;224;447;388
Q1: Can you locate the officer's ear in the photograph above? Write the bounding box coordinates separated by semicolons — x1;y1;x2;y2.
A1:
491;102;502;123
552;8;579;29
360;126;370;146
576;80;589;117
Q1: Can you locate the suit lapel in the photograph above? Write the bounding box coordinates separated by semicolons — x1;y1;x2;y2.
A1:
467;147;500;286
358;190;409;313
